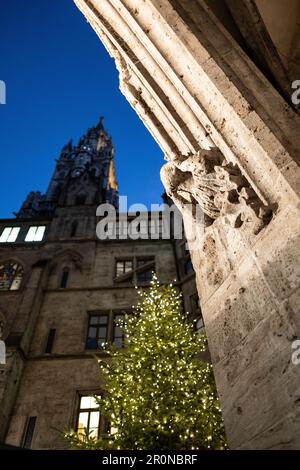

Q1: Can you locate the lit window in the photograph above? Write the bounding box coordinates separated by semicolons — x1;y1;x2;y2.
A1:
0;261;23;291
116;260;133;278
25;226;46;242
86;314;109;350
0;227;20;243
76;396;100;439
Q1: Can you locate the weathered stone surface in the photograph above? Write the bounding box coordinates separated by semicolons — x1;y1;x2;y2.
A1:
161;147;273;233
5;358;102;449
73;0;300;449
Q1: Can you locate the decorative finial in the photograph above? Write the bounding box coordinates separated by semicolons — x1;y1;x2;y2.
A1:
99;116;104;129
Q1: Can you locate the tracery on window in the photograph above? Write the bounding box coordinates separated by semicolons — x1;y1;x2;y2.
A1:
0;261;23;291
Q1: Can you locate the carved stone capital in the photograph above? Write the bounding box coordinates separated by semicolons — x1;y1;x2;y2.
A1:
161;148;273;233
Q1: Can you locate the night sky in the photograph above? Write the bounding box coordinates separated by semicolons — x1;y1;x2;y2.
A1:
0;0;165;218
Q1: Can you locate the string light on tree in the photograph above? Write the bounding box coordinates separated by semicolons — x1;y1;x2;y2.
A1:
65;274;227;450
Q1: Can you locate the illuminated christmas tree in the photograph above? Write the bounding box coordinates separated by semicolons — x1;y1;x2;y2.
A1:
65;275;227;450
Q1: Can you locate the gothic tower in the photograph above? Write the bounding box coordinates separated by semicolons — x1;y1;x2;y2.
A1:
17;117;119;219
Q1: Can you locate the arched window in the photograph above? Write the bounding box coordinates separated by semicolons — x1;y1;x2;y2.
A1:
0;261;23;291
71;221;78;238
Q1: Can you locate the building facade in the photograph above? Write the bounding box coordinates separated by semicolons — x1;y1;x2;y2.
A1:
73;0;300;449
0;119;200;449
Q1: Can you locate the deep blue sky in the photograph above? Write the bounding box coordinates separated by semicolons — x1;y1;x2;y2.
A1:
0;0;164;218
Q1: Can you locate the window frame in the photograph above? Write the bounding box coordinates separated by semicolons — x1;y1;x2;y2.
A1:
114;256;155;285
70;221;78;238
136;257;155;284
0;226;21;243
115;259;134;280
86;312;110;351
44;328;56;354
0;260;24;291
86;310;131;351
21;416;37;449
24;225;46;243
195;315;205;332
76;394;101;439
60;269;69;289
113;313;126;348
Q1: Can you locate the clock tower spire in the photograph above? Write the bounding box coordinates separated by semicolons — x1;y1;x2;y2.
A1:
17;117;119;218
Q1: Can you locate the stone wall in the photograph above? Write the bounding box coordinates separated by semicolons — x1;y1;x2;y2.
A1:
5;358;102;449
74;0;300;448
1;222;198;448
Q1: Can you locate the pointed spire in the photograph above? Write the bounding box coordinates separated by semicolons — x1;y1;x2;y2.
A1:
60;139;73;159
97;116;104;130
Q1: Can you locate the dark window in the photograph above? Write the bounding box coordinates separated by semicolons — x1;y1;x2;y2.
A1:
22;416;37;449
182;242;189;256
45;329;56;354
86;314;109;350
137;257;155;284
184;258;194;275
137;269;152;283
113;314;125;348
116;260;133;277
190;294;201;315
0;261;23;291
76;396;100;439
71;221;78;237
75;195;86;205
60;269;69;289
136;258;154;267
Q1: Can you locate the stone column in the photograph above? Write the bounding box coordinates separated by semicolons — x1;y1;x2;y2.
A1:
74;0;300;449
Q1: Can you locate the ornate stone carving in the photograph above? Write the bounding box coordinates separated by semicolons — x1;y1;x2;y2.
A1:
161;148;273;234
